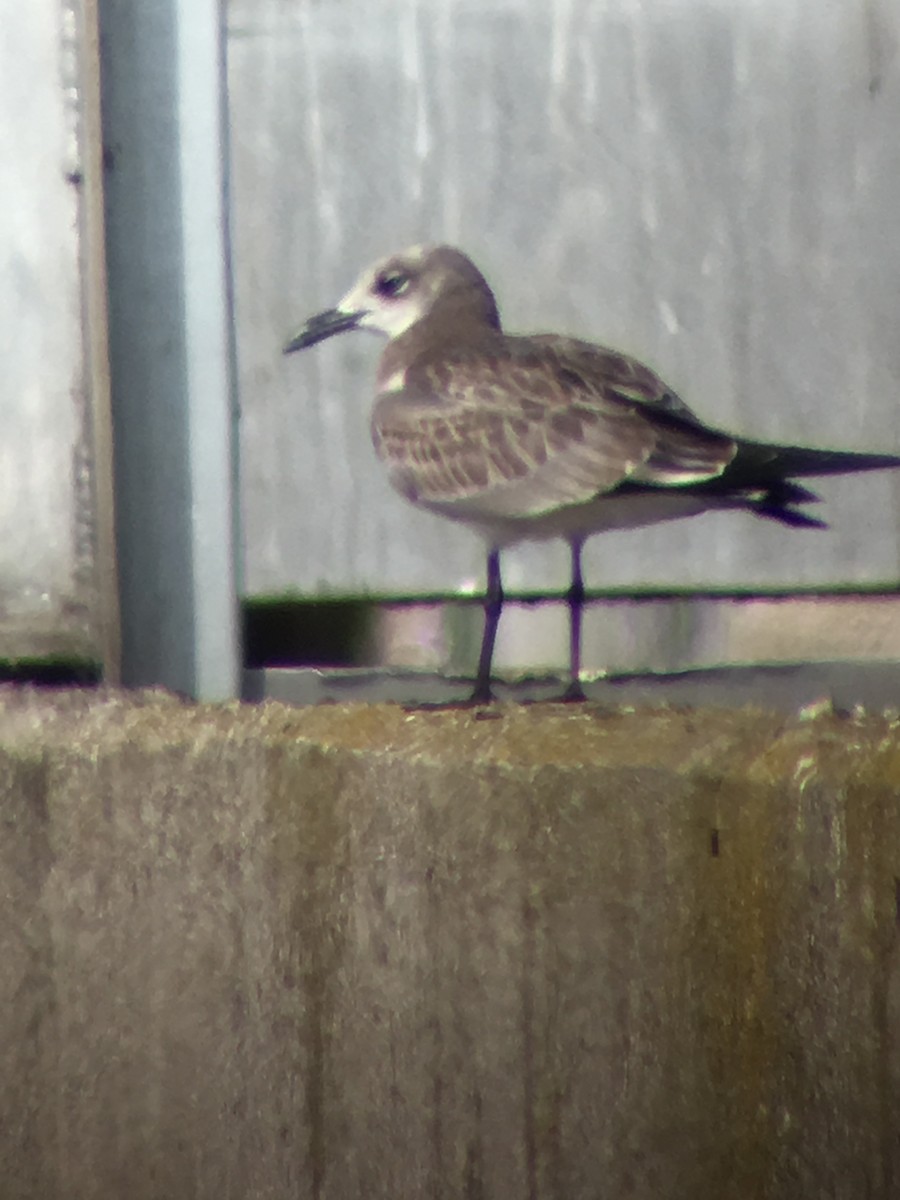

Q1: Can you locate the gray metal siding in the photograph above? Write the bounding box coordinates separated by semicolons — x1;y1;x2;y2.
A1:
0;0;114;664
229;0;900;600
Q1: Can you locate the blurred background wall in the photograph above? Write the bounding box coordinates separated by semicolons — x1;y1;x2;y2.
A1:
229;0;900;679
3;0;900;690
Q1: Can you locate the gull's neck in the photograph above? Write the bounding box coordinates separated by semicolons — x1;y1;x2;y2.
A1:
377;285;503;389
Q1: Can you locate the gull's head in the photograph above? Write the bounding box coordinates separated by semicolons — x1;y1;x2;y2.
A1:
283;244;500;354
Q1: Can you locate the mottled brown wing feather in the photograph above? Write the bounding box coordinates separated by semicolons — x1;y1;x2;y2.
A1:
371;338;735;518
529;336;737;484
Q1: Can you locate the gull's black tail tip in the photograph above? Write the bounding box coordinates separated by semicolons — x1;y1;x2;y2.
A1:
754;502;829;529
761;444;900;478
745;477;829;528
730;440;900;527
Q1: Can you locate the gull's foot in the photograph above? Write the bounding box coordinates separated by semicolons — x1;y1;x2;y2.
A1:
559;680;588;703
468;683;495;706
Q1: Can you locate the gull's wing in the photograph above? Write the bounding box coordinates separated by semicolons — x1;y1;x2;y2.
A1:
371;336;736;519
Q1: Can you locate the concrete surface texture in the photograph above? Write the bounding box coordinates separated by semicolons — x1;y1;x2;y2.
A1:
1;686;899;1198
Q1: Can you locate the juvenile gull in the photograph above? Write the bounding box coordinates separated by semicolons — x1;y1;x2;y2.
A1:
284;244;900;703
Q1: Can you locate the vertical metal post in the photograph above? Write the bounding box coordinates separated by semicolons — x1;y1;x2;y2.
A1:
99;0;240;698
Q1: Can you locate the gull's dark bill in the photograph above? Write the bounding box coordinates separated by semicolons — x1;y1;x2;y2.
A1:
283;307;364;353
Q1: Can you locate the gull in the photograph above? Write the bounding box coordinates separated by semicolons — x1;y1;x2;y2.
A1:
283;244;900;703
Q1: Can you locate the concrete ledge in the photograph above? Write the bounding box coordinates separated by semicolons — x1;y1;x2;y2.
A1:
1;686;899;1198
244;659;900;711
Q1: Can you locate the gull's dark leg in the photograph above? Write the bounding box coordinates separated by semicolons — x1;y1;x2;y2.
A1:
562;538;587;702
472;548;502;703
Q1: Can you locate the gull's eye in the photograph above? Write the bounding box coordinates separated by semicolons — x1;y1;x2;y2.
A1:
374;270;410;298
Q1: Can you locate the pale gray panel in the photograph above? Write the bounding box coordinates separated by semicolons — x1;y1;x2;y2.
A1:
230;0;900;598
0;0;107;660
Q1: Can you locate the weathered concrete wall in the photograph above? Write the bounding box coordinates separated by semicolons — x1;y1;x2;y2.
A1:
1;686;899;1198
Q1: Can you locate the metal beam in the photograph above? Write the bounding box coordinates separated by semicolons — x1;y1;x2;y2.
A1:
99;0;240;697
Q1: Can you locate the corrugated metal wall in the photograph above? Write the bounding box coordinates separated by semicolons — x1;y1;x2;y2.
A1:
0;0;116;668
230;0;900;605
